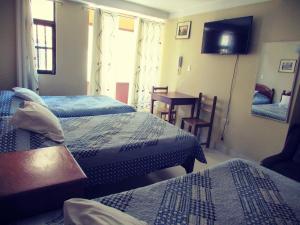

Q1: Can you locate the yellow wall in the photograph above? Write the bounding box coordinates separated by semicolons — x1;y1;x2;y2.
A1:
0;0;17;90
160;0;300;161
38;1;89;95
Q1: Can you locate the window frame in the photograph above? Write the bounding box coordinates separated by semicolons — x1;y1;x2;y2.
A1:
32;2;56;75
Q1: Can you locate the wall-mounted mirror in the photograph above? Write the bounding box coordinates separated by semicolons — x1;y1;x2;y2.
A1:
251;41;300;122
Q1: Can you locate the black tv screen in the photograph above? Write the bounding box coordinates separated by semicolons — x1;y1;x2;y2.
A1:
201;16;253;55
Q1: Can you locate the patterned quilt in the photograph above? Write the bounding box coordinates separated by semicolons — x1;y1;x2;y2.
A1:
0;90;135;117
14;159;300;225
0;91;23;116
0;112;206;187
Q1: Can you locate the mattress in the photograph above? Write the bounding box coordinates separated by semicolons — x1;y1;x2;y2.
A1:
13;159;300;225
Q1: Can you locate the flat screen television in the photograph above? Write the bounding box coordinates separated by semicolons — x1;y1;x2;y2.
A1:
201;16;253;55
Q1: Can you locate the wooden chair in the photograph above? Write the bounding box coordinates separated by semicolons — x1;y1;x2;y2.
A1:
181;93;217;148
152;86;176;124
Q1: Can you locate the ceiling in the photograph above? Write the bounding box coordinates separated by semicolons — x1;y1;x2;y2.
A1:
123;0;212;13
122;0;271;18
73;0;271;19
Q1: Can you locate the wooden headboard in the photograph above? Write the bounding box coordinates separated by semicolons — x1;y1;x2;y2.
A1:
255;83;275;103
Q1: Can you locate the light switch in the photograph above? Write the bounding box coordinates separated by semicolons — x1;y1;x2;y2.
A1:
187;65;191;72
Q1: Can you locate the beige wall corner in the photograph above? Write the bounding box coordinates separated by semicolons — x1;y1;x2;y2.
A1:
0;0;17;90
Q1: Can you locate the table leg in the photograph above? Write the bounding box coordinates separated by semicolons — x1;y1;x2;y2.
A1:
150;99;155;114
168;103;174;123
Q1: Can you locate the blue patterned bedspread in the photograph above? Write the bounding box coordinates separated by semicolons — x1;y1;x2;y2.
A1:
0;90;135;117
0;91;23;116
13;159;300;225
252;103;288;121
42;95;136;117
0;112;205;187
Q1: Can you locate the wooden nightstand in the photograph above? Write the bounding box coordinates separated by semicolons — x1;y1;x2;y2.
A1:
0;146;87;223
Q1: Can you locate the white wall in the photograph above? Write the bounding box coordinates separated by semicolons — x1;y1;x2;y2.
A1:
39;1;89;95
0;0;16;90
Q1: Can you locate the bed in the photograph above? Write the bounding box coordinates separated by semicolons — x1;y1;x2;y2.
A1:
0;112;206;188
252;103;288;121
252;83;275;105
13;159;300;225
0;90;135;117
252;90;291;121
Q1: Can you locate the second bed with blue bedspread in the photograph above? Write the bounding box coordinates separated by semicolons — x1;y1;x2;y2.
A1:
0;112;206;188
0;90;135;117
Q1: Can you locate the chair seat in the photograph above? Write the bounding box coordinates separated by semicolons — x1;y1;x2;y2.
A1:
182;118;210;127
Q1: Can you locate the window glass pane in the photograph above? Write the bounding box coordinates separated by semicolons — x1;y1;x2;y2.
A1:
88;9;94;26
37;25;46;47
46;27;53;48
38;49;46;70
31;0;54;21
119;16;135;32
46;49;53;71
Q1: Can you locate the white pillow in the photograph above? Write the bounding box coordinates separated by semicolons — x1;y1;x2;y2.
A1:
64;198;148;225
279;95;290;108
10;101;64;143
13;87;47;107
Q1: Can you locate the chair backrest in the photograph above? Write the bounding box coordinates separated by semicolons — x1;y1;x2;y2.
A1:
195;93;217;124
152;86;168;94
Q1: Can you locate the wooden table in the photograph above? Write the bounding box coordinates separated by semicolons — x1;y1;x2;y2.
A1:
0;146;87;223
150;92;197;123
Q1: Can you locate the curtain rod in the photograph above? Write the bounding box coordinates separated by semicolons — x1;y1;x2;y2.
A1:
79;2;165;23
46;0;64;5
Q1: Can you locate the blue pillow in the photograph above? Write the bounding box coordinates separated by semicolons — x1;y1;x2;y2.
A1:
252;92;271;105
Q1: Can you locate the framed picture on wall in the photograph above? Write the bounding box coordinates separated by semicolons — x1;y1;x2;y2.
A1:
176;21;191;39
278;59;297;73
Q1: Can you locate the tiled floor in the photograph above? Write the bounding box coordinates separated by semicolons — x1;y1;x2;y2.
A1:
94;149;232;197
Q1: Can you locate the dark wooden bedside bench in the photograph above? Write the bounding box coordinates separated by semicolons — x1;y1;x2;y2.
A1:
0;146;87;223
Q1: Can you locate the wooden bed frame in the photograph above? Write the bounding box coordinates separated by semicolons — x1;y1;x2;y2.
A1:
255;83;275;103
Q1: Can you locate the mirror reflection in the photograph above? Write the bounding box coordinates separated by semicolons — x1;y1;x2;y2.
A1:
251;41;299;122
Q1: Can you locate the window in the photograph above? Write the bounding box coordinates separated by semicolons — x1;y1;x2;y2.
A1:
31;0;56;75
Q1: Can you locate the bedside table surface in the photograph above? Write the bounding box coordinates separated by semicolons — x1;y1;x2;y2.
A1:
0;146;87;197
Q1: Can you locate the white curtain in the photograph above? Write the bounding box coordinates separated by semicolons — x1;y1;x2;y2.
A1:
16;0;38;92
100;11;119;99
132;19;164;111
89;10;119;97
89;9;102;96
